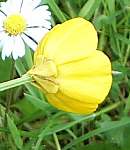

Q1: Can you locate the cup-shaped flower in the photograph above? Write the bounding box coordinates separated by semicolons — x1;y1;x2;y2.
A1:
28;18;112;114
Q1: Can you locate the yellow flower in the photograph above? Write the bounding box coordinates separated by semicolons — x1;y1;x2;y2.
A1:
28;18;112;114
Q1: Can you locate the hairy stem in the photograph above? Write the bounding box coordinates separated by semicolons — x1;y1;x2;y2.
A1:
0;74;32;92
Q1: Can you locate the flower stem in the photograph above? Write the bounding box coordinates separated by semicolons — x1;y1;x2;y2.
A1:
0;74;32;92
53;133;61;150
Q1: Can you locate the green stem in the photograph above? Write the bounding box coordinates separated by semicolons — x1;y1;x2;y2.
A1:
53;133;61;150
0;74;32;92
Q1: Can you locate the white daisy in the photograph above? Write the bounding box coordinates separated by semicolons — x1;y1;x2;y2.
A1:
0;0;51;60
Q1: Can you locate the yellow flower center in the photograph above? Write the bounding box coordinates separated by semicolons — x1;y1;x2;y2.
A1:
3;14;27;36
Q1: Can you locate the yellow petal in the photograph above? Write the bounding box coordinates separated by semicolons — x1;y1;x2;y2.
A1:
47;91;98;114
34;31;49;65
46;94;73;112
57;50;112;104
34;25;61;65
43;17;98;65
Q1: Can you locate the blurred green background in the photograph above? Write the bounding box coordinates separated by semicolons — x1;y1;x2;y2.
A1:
0;0;130;150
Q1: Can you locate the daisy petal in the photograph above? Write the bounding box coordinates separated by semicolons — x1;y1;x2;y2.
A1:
12;36;25;59
21;0;34;15
28;17;51;29
39;5;49;10
0;11;6;27
25;27;48;43
20;0;34;21
0;1;11;15
1;35;14;59
32;5;51;20
1;0;22;15
27;5;51;29
0;31;6;41
0;32;6;49
21;33;37;50
32;0;41;8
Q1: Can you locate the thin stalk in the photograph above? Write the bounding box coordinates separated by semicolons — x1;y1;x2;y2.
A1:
4;60;15;140
66;129;77;139
0;74;32;92
53;133;61;150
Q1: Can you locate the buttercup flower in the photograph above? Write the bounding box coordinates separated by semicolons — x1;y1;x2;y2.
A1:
0;0;51;59
28;18;112;114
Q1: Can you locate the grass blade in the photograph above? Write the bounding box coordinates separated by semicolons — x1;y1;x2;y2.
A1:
7;115;23;149
63;117;130;150
47;0;67;22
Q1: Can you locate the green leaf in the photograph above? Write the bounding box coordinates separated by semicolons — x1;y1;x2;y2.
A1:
23;46;33;70
15;95;39;116
47;0;67;22
24;93;53;112
60;0;78;18
34;123;51;150
78;0;101;19
115;33;130;45
7;115;23;149
0;58;12;83
77;142;120;150
0;0;7;2
123;94;130;115
122;125;130;150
